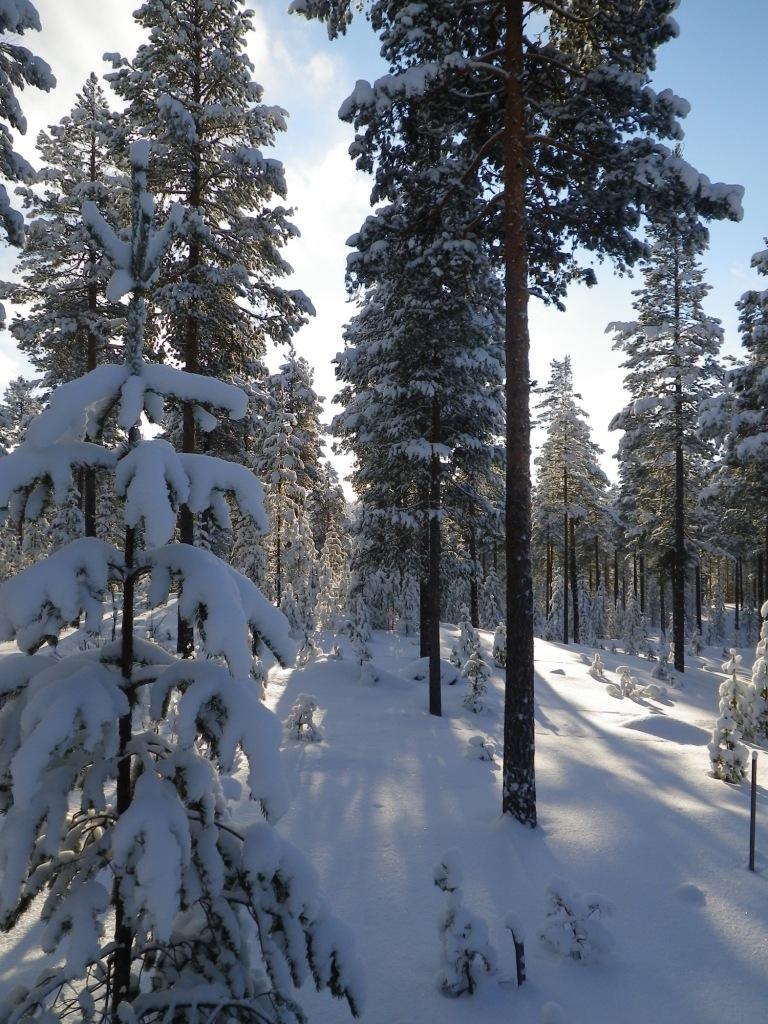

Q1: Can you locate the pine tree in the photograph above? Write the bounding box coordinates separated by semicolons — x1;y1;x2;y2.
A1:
0;144;361;1022
433;851;496;997
610;218;724;673
0;0;55;248
294;0;743;827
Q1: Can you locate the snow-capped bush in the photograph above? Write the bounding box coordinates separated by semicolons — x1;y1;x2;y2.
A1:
689;630;703;656
745;602;768;741
492;622;506;668
466;735;497;763
297;630;321;667
709;712;749;783
434;850;496;997
284;693;323;743
462;650;490;713
718;649;752;737
539;877;613;963
621;595;645;656
652;637;671;680
451;608;480;669
348;591;372;670
607;665;638;700
588;652;607;681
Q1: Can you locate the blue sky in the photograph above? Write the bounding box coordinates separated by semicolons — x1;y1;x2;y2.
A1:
1;0;765;484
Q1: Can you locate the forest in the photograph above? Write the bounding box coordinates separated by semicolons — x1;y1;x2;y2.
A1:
0;2;764;1023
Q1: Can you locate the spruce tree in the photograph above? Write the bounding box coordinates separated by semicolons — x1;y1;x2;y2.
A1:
610;219;723;673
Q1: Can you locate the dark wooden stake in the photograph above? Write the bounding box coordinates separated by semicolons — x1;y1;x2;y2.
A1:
749;751;758;873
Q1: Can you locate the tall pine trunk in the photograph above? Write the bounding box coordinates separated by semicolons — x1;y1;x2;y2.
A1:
673;378;686;671
83;131;99;539
502;0;536;826
419;576;429;658
639;553;646;613
428;399;442;717
469;522;479;628
569;520;579;644
562;467;569;644
695;561;702;633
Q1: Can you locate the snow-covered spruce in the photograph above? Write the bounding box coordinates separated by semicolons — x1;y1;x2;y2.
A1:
709;713;749;784
607;666;639;701
748;603;768;740
462;649;490;714
0;149;362;1023
434;851;496;997
492;623;506;668
652;637;672;681
450;608;480;669
718;649;752;737
539;877;614;963
284;694;323;743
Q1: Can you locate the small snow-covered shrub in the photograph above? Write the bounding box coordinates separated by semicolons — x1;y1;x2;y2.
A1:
709;712;749;783
588;652;606;681
434;850;496;997
284;694;323;743
652;637;671;680
689;630;703;656
718;649;752;737
462;650;490;713
297;631;321;667
606;665;637;700
539;877;613;963
451;608;480;669
360;662;380;685
466;735;497;762
745;604;768;741
492;623;507;668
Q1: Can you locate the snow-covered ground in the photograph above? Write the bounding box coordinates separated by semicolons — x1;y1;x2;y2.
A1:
257;628;768;1024
0;623;764;1023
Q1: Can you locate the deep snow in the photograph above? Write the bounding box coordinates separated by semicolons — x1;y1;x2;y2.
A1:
258;627;768;1024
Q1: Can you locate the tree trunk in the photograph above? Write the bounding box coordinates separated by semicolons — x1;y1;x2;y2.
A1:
563;467;569;645
502;0;536;826
633;555;638;598
659;572;666;637
695;561;702;633
734;558;741;634
419;575;429;658
275;496;283;607
469;522;479;628
614;548;619;608
112;522;136;1013
428;400;442;717
570;520;579;644
545;537;552;620
594;535;600;592
83;132;99;538
639;554;646;614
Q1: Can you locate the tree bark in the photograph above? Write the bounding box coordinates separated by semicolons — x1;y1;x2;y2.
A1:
695;561;702;633
419;575;429;658
659;572;666;637
614;548;619;608
594;535;600;592
545;537;552;620
502;0;536;826
639;554;646;614
469;522;479;628
83;131;99;538
570;520;579;644
563;467;569;644
428;400;442;717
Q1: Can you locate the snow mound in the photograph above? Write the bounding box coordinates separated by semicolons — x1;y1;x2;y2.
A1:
621;715;710;745
673;883;706;905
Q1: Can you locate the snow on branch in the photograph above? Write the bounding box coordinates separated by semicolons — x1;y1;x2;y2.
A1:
0;441;116;518
0;538;124;651
145;546;294;675
150;660;289;821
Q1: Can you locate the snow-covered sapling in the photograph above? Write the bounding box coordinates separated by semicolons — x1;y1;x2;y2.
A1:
689;630;703;656
607;665;638;700
652;637;671;680
434;850;496;997
0;148;363;1023
709;712;749;783
748;606;768;740
539;877;614;963
466;735;497;763
718;649;752;737
462;650;491;713
297;630;321;667
451;608;480;668
284;693;323;743
588;652;607;681
492;622;506;668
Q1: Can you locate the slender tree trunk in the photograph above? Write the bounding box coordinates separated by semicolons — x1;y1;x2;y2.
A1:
563;468;569;644
419;575;429;658
614;548;619;608
639;554;646;614
734;558;741;634
570;520;579;644
275;496;283;607
659;572;666;637
177;61;203;658
112;521;136;1013
469;522;479;628
428;400;442;717
502;0;536;826
695;561;702;633
594;535;600;592
633;555;638;598
545;537;552;620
